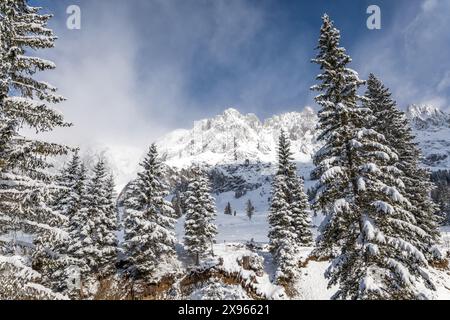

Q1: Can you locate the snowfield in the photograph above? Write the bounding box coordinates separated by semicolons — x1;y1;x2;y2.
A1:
170;232;450;300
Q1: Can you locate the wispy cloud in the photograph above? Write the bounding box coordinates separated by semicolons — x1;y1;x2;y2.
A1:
353;0;450;111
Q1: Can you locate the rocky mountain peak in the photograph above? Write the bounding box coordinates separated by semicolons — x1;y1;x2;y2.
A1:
406;104;450;130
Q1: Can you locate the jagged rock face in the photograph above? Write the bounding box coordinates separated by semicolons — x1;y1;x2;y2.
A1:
154;107;319;195
407;105;450;130
406;105;450;168
156;107;320;168
157;105;450;170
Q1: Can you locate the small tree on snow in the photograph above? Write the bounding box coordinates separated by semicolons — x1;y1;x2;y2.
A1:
268;174;299;281
246;199;255;221
277;129;313;246
184;166;218;266
224;202;233;215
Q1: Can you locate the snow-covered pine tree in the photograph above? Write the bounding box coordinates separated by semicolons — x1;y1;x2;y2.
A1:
0;0;70;299
224;202;232;215
268;173;298;281
269;130;312;282
279;130;313;246
100;171;119;278
0;255;66;300
245;199;255;221
34;151;83;294
62;163;92;298
311;14;436;299
184;166;218;266
287;164;313;247
84;160;118;279
105;173;119;234
364;74;441;259
274;131;313;246
53;150;82;218
123;144;177;280
277;129;293;176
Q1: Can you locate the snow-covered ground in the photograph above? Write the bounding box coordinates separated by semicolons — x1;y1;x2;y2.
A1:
173;206;450;300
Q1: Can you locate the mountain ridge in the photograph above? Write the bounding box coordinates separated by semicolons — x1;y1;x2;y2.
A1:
156;105;450;170
156;107;319;168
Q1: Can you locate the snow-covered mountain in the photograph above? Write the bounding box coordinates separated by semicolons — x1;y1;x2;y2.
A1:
156;107;320;168
156;105;450;171
406;105;450;169
407;105;450;130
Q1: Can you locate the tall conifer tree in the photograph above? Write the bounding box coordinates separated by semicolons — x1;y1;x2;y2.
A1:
0;0;70;299
124;144;176;279
311;15;436;299
184;166;217;266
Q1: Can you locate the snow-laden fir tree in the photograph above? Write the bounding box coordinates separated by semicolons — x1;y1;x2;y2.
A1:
364;74;441;259
84;160;118;279
224;202;232;215
277;129;293;176
184;166;218;266
268;173;298;281
246;199;255;221
268;130;312;282
62;163;93;298
105;173;119;236
280;130;313;246
124;144;177;280
35;151;84;295
101;171;119;278
311;15;436;299
0;255;66;300
0;0;70;299
53;150;82;218
288;167;313;246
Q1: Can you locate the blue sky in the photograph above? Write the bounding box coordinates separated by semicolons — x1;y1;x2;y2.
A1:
28;0;450;150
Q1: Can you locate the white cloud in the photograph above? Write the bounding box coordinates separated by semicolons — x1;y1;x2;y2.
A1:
353;0;450;112
437;72;450;92
421;0;438;12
